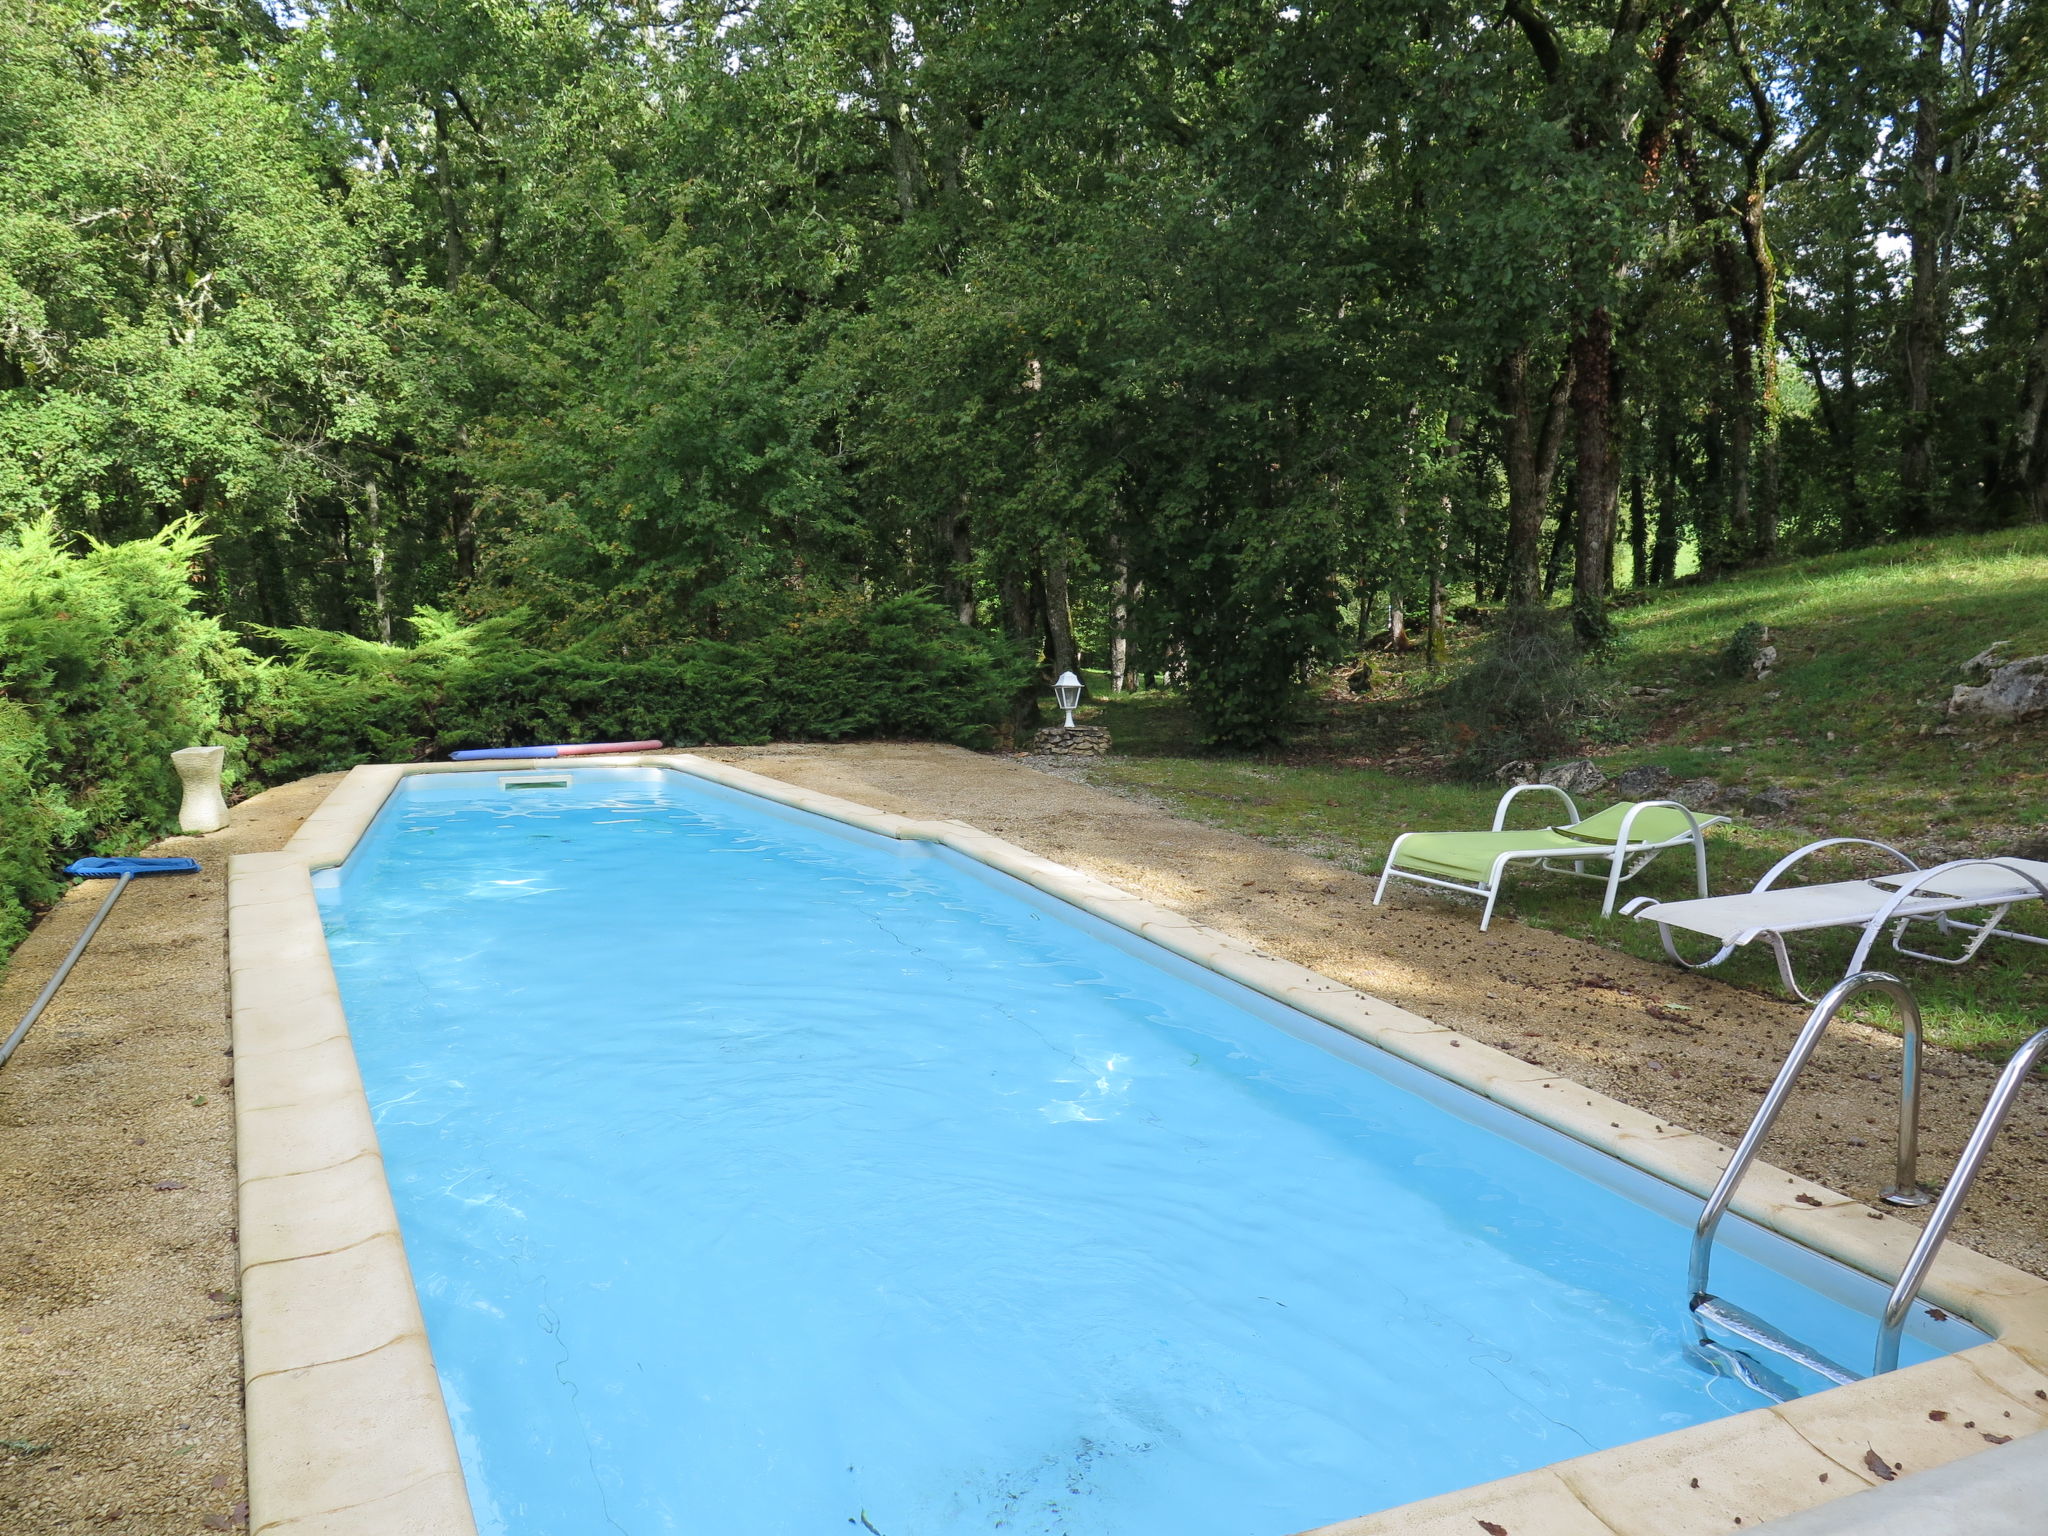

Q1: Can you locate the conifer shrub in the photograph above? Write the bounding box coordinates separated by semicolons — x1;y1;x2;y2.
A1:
0;518;250;955
0;521;1022;971
1430;607;1609;776
242;595;1025;776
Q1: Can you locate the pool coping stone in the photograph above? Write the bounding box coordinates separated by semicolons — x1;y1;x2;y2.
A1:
228;753;2048;1536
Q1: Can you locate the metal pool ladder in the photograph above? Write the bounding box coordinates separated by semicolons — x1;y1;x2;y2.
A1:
1687;970;2048;1397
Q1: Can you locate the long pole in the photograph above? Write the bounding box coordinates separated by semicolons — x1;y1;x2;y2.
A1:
0;873;134;1072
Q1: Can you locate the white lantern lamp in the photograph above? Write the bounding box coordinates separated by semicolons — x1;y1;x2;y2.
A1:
1052;671;1084;728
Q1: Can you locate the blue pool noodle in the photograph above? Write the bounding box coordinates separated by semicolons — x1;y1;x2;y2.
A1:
450;745;560;760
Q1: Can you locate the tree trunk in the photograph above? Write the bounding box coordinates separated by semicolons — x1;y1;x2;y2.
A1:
941;502;975;624
1498;346;1573;610
1427;569;1446;667
1629;469;1649;587
872;26;924;217
1429;412;1463;668
1544;495;1573;598
1386;590;1406;651
1653;420;1682;583
1898;4;1951;536
1042;557;1078;677
1569;308;1618;643
1736;191;1781;557
365;477;392;644
1109;560;1131;691
2001;307;2048;522
998;565;1041;744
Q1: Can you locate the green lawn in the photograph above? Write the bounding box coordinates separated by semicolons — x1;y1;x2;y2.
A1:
1061;527;2048;1057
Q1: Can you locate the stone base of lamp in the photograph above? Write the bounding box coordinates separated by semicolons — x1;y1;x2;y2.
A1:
172;745;229;834
1029;725;1111;756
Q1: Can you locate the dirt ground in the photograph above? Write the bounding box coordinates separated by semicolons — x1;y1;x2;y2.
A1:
1;743;2043;1533
0;773;341;1536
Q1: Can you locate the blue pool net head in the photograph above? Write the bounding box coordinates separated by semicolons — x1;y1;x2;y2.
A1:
64;857;201;879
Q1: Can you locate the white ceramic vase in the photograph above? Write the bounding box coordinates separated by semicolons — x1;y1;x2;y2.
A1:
172;745;229;834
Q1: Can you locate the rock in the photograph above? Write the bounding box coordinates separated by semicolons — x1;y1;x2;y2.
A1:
1612;764;1675;800
1744;787;1795;818
1669;778;1724;810
1541;759;1608;798
1030;725;1112;756
1494;759;1540;786
1949;655;2048;722
1750;643;1778;680
1961;640;2014;681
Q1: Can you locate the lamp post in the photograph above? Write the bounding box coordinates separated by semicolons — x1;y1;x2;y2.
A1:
1052;671;1084;729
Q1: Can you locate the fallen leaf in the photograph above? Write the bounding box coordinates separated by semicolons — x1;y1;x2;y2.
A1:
151;1180;187;1192
1929;1410;1949;1422
1983;1433;2012;1445
1478;1522;1508;1536
1927;1308;1948;1321
1863;1449;1897;1481
1688;1478;1700;1489
210;1474;229;1489
1795;1193;1824;1207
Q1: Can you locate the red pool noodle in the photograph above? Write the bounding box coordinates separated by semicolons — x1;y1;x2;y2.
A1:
554;740;665;757
449;740;665;761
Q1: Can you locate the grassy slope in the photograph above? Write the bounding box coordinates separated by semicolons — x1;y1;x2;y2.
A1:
1072;526;2048;1054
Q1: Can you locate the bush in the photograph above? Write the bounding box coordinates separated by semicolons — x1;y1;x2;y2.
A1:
0;517;252;955
0;523;1021;972
1429;608;1608;777
1719;620;1772;680
242;594;1027;776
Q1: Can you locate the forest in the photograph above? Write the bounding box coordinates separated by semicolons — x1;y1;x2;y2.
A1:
4;0;2047;761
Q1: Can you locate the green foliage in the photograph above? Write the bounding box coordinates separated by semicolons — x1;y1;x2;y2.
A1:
0;522;1020;970
5;0;2048;841
1719;621;1772;680
243;594;1025;778
1429;608;1606;776
0;517;249;953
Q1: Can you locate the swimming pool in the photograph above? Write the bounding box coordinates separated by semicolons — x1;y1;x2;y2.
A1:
306;764;1982;1535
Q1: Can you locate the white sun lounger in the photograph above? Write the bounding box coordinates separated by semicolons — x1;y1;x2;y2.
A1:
1623;839;2048;1001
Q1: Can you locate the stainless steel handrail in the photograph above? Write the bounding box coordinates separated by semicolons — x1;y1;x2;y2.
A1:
1691;971;1928;1303
1874;1024;2048;1374
1687;972;1928;1392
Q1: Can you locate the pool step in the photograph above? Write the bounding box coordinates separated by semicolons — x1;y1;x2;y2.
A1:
1690;1293;1857;1402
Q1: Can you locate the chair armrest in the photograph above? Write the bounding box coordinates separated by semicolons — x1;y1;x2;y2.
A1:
1492;781;1578;831
1880;859;2048;905
1753;837;1918;894
1612;798;1710;851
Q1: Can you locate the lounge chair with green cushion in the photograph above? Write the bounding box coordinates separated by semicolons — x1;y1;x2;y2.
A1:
1374;783;1727;931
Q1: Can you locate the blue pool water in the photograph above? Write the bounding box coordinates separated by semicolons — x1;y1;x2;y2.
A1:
317;768;1974;1536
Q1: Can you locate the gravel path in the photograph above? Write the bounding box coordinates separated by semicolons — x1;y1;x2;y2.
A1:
0;774;341;1535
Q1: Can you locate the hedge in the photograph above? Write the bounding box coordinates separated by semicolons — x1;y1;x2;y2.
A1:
0;522;1023;969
